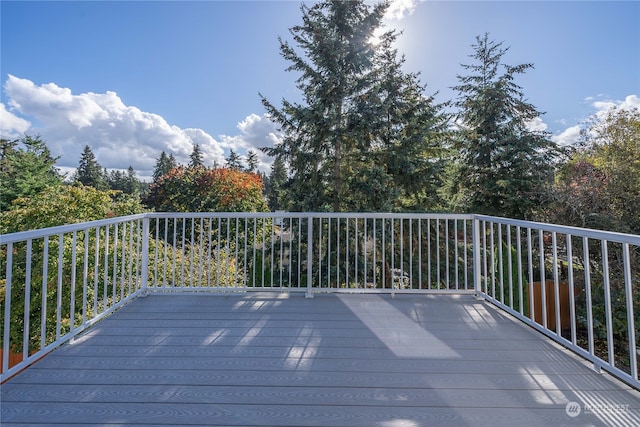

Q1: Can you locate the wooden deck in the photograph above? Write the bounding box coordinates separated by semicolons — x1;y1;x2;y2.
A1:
2;293;639;426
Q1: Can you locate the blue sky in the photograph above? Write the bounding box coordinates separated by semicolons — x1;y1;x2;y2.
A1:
1;1;639;180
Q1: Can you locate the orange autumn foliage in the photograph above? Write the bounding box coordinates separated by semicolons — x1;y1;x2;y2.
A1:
145;166;268;213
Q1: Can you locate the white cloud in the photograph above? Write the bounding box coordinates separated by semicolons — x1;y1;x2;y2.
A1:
3;75;229;180
384;0;418;20
3;75;282;180
183;128;225;166
0;102;31;138
525;117;548;133
552;94;639;147
218;113;282;172
552;125;581;147
592;94;640;116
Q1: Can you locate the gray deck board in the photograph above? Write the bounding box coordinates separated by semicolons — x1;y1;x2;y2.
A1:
2;293;639;426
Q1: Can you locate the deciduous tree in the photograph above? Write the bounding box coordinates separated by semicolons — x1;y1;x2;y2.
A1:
145;166;268;213
0;184;144;233
548;108;640;233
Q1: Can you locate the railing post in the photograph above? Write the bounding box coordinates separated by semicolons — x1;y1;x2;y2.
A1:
2;243;13;376
622;243;638;381
306;216;314;298
140;215;150;296
472;216;483;299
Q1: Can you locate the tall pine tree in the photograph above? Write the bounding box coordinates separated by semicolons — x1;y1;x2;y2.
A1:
124;166;140;195
261;0;386;211
261;0;445;212
153;151;177;182
75;145;107;190
225;149;244;170
246;149;259;173
446;33;558;219
0;136;62;211
189;144;204;168
351;33;447;211
267;155;288;211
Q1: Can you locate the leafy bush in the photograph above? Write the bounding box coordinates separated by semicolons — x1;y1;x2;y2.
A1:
145;166;268;213
0;185;145;359
0;184;144;234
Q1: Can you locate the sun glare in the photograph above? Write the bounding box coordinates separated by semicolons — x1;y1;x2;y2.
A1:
369;27;386;46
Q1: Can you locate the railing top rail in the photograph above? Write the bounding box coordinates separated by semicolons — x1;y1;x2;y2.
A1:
0;213;147;245
3;212;638;245
476;215;640;246
146;211;475;220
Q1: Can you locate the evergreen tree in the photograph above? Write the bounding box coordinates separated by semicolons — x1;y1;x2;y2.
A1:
261;0;445;212
267;155;288;211
124;166;140;195
0;135;63;211
75;145;107;190
445;33;558;219
153;151;177;182
0;138;18;175
261;0;388;211
225;149;244;170
260;170;270;199
108;169;126;191
189;144;204;168
350;33;448;211
246;149;259;172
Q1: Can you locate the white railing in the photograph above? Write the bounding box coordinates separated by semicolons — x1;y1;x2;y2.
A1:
145;212;475;295
0;214;147;381
475;215;640;389
1;212;638;390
